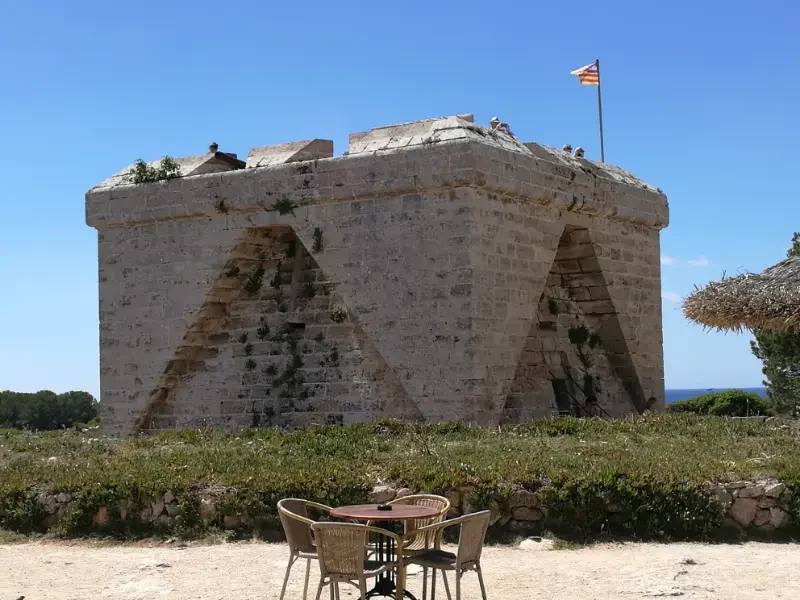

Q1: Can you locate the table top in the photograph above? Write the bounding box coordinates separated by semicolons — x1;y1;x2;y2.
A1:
331;503;441;521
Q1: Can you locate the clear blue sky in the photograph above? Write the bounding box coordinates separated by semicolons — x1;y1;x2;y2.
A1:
1;0;797;399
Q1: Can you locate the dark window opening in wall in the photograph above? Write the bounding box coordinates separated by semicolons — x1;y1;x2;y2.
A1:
551;379;572;415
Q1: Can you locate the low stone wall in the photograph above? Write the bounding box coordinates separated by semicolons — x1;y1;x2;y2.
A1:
30;478;794;537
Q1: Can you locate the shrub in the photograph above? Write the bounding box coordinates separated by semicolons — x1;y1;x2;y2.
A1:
667;390;771;417
124;156;181;184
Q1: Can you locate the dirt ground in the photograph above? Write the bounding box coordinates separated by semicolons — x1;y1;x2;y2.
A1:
1;538;799;599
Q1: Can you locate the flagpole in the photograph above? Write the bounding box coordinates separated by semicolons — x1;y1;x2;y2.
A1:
596;58;605;162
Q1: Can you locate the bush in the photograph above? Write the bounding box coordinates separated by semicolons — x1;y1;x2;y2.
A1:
667;390;771;417
0;390;98;430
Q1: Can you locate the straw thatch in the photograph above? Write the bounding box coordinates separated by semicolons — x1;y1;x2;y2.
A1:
682;256;800;332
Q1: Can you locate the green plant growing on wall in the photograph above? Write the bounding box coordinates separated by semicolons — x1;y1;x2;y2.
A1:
268;198;298;216
256;319;270;341
270;263;282;289
312;227;323;252
265;363;278;376
588;332;602;349
301;282;316;299
331;307;347;323
244;267;265;296
328;346;340;367
213;195;228;215
124;156;182;184
244;343;254;356
238;333;248;344
245;359;257;371
284;242;296;259
548;299;559;315
568;326;590;346
225;266;240;278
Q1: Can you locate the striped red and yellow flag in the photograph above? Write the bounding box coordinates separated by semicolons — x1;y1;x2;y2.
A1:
570;61;599;85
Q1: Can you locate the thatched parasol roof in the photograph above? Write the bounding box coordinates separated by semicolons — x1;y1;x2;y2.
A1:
682;255;800;332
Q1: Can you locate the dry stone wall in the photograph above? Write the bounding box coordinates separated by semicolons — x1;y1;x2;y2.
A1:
86;115;669;435
33;478;793;536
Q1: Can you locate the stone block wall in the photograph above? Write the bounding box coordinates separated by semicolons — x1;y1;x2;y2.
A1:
86;115;669;435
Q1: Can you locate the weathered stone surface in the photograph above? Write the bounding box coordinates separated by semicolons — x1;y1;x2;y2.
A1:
758;497;777;508
151;500;165;520
753;509;771;527
85;115;668;436
445;491;461;516
765;482;786;498
730;498;759;526
55;492;72;503
245;140;333;168
369;485;396;504
163;491;175;504
512;506;543;522
725;481;748;490
738;486;764;499
509;489;539;509
395;488;412;499
769;507;789;528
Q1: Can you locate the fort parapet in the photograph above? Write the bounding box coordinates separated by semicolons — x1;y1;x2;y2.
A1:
86;115;669;435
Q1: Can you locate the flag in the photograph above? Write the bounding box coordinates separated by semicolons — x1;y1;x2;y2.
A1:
570;61;599;86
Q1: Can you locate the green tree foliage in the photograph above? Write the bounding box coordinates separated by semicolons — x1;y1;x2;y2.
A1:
666;389;771;417
751;232;800;416
0;390;98;430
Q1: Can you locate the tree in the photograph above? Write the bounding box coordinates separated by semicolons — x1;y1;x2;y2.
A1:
750;232;800;415
0;390;99;430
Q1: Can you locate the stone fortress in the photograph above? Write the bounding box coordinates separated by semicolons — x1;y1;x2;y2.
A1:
85;114;669;436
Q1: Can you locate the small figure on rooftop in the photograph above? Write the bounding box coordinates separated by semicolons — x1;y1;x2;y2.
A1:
489;116;515;138
562;144;572;153
573;147;585;158
209;142;219;153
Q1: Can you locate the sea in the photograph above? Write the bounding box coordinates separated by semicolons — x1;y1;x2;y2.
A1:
665;387;767;405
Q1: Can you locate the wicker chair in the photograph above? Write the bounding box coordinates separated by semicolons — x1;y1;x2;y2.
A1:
387;494;451;556
277;498;333;600
311;522;405;600
405;510;491;600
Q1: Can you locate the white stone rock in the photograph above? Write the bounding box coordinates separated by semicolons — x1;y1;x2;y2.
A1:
369;485;396;504
519;537;555;551
151;500;165;520
725;481;748;490
395;488;412;499
764;482;786;498
163;491;175;504
55;492;72;503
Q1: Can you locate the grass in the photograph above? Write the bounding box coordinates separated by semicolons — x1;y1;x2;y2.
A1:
1;415;799;494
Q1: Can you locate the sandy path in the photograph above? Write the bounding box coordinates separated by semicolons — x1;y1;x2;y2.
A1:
1;539;798;599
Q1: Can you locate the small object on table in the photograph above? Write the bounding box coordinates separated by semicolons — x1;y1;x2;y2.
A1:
378;504;393;511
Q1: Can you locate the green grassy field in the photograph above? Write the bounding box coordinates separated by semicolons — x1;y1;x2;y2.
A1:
2;414;798;492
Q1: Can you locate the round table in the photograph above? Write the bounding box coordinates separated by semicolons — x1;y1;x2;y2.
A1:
330;504;441;600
